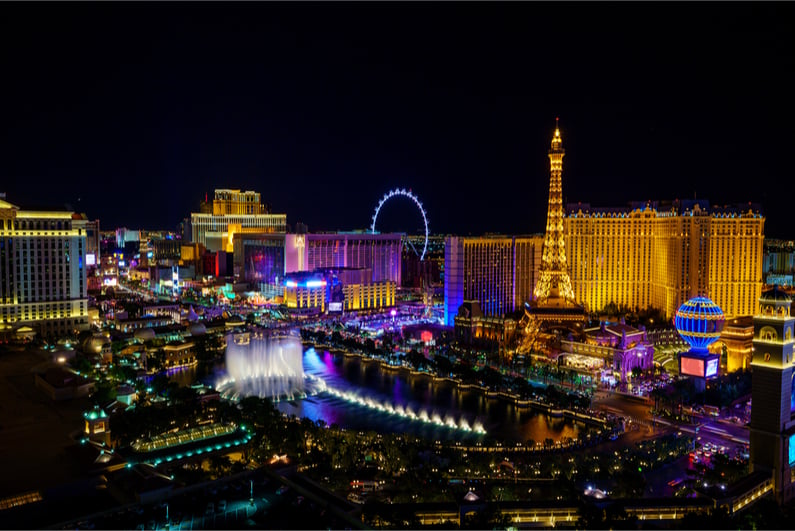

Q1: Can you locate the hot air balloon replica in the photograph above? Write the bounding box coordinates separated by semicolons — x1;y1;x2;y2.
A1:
675;296;725;392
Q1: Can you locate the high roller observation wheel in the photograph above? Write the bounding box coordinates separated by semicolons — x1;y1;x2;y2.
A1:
371;188;429;260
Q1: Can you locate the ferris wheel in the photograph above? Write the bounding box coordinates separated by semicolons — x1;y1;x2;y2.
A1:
370;188;429;260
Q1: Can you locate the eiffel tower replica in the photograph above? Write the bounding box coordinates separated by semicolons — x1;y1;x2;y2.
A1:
519;119;586;354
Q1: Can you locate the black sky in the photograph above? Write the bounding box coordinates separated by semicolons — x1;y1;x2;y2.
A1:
1;2;793;237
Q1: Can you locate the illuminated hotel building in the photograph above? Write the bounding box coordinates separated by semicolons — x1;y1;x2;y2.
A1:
232;233;285;298
189;189;286;252
564;200;764;319
285;233;402;285
0;197;89;337
444;235;544;326
283;269;395;313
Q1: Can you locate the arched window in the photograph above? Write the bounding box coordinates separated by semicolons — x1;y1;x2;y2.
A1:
764;353;771;362
786;327;793;341
761;327;778;341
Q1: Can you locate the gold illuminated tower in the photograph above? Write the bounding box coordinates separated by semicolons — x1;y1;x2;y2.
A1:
533;118;576;304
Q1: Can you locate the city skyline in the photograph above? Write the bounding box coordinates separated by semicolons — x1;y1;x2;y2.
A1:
2;3;793;237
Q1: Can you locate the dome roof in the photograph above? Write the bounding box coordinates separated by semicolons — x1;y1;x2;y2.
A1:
134;328;156;341
189;322;207;336
760;286;792;303
674;296;725;352
87;335;111;354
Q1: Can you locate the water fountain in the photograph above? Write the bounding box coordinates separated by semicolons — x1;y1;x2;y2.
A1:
216;333;325;401
323;386;486;434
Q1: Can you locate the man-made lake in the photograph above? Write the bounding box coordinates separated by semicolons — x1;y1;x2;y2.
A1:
172;345;585;443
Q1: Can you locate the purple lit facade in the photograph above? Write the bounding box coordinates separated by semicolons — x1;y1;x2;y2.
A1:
285;233;401;284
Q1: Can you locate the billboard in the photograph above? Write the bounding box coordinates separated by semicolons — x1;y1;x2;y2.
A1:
680;353;720;378
790;433;795;466
706;358;719;378
328;302;343;313
86;253;96;266
680;356;705;378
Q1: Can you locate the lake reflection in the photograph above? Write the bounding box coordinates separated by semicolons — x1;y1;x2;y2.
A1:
275;347;584;444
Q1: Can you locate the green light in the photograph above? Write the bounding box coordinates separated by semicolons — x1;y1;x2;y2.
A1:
638;467;642;472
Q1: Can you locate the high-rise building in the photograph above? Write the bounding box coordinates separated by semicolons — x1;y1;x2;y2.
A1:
0;198;89;337
233;233;286;298
443;235;543;326
285;233;401;285
764;240;795;287
564;200;764;319
189;189;286;252
749;287;795;503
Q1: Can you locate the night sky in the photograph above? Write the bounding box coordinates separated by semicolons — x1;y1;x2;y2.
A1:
1;2;793;237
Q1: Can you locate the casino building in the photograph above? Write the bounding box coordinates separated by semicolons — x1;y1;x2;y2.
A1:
565;200;764;319
0;197;90;338
189;189;286;252
285;232;402;285
444;235;544;326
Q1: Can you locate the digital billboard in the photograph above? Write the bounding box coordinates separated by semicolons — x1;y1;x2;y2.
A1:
86;253;96;266
789;433;795;466
328;302;343;313
706;358;719;378
680;356;705;378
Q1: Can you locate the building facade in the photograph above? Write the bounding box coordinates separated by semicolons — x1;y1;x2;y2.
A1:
232;233;285;297
190;189;286;252
0;198;89;337
444;235;544;326
564;200;764;319
764;239;795;287
560;322;654;383
285;233;402;285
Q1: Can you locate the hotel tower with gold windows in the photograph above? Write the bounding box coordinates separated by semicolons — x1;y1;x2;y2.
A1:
564;200;764;319
0;197;90;338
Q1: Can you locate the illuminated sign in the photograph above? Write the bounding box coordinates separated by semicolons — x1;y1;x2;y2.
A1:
86;253;96;266
790;433;795;466
680;356;705;378
285;279;327;289
706;358;719;378
118;260;126;267
680;353;720;378
328;302;343;313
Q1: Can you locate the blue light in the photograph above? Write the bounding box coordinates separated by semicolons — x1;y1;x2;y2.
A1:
675;296;725;352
